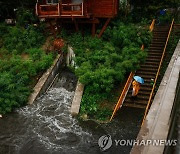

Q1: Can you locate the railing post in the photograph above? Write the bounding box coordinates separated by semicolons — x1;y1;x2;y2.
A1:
81;3;83;16
35;3;39;16
58;3;60;16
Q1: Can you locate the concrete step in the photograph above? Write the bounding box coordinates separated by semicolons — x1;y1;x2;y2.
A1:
149;46;164;50
138;91;151;96
137;71;157;76
144;61;160;65
123;102;146;109
147;52;162;56
126;93;150;101
139;67;158;72
147;55;162;59
137;74;156;80
150;43;165;47
152;38;167;41
148;50;163;54
140;64;159;70
146;58;161;62
124;98;148;105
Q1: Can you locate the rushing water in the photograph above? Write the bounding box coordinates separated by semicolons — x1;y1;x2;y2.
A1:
0;69;144;154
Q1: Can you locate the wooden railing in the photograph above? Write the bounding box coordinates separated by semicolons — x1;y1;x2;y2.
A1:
36;3;59;16
141;19;174;126
109;19;155;121
36;3;84;17
61;3;84;16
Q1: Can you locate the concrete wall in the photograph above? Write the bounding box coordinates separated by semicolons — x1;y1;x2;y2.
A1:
28;54;64;104
70;80;84;116
131;40;180;154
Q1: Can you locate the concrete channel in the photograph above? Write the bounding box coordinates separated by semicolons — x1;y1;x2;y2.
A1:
28;48;84;117
28;54;64;105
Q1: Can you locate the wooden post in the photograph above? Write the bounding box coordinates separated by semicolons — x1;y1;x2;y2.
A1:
56;19;62;34
98;18;111;38
92;22;96;37
48;19;56;35
91;17;96;37
74;19;79;32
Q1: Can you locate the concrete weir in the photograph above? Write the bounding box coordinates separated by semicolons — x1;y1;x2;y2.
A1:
28;54;64;104
28;44;84;116
131;40;180;154
70;81;84;116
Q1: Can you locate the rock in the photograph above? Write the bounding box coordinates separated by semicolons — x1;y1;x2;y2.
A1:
81;114;88;120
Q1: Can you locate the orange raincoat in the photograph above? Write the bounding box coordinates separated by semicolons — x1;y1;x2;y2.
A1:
132;80;140;96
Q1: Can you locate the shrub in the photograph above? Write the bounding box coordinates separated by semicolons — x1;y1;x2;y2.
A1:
3;25;45;53
62;22;151;120
0;50;53;114
0;23;8;38
0;10;54;114
16;8;38;27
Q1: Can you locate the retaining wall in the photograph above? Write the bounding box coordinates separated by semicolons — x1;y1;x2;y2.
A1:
28;54;64;104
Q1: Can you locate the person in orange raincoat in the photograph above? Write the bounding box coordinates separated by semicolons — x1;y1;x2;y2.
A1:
132;80;140;97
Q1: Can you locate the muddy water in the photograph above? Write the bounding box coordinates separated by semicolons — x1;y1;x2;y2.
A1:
0;69;144;154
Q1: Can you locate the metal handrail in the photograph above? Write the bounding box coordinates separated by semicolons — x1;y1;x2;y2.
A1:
109;19;155;122
110;72;135;121
149;19;155;32
141;19;174;126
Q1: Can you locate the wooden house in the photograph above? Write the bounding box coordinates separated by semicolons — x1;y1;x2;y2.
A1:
36;0;119;37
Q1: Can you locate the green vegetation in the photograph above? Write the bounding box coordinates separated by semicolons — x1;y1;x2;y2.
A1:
62;22;152;120
0;1;177;119
118;0;179;24
0;20;54;114
1;25;45;54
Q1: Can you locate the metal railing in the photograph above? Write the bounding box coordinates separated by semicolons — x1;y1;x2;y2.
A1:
141;19;174;126
149;19;155;32
110;72;135;121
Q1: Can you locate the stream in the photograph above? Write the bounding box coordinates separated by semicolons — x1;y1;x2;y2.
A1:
0;69;144;154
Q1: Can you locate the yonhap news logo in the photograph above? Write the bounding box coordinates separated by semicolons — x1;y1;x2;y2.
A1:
98;135;177;151
98;135;113;151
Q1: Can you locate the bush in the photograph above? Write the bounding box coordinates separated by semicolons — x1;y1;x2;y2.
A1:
0;50;53;114
28;48;54;71
16;8;38;27
0;23;8;37
3;25;45;53
0;8;54;114
62;22;151;120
